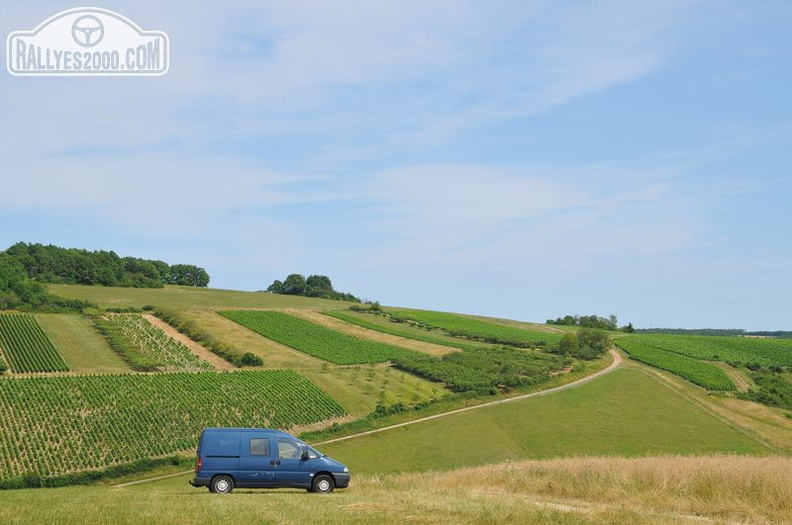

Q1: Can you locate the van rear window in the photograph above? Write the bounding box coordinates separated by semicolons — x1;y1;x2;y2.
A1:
203;433;239;457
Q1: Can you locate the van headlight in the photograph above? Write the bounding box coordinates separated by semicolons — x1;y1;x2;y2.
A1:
343;467;349;473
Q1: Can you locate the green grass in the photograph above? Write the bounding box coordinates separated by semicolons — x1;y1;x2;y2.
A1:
36;314;130;374
325;310;493;351
48;284;352;311
616;338;736;391
319;368;772;475
386;308;564;347
220;310;420;365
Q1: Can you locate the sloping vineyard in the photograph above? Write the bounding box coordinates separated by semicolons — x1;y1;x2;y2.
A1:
220;310;420;364
98;314;212;372
0;313;69;373
616;338;735;391
384;309;563;348
626;334;792;367
0;370;345;484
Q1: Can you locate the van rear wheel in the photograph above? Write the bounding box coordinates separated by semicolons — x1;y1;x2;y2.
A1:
210;475;234;494
311;474;335;494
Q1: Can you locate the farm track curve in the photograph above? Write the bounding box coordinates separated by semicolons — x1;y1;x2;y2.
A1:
313;349;622;446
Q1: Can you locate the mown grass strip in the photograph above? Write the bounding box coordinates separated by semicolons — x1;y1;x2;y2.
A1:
220;310;420;364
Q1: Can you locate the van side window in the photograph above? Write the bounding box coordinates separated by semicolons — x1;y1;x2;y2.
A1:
277;440;301;459
250;438;270;456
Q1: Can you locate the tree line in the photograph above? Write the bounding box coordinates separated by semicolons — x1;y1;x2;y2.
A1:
0;242;210;311
265;273;360;302
2;242;209;288
546;313;634;332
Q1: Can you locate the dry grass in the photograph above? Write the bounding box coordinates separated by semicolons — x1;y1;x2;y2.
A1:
393;455;792;524
3;456;790;524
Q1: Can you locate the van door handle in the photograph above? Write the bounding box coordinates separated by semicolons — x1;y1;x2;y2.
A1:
270;460;280;466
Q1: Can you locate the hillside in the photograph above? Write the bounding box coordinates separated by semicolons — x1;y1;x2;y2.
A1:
0;281;790;524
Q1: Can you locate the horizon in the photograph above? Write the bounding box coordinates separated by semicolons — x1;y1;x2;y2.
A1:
2;2;790;332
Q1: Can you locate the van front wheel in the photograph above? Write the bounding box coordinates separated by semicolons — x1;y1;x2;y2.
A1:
210;475;234;494
311;474;335;494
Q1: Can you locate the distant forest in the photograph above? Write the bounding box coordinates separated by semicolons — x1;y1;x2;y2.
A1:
0;242;210;311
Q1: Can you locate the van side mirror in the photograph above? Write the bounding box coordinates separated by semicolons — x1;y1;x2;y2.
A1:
301;449;310;461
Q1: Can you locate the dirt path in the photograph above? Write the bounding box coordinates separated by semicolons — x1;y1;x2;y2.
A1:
142;315;234;371
312;349;622;446
286;309;459;357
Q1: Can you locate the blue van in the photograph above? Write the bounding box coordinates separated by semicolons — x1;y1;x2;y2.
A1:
189;428;350;494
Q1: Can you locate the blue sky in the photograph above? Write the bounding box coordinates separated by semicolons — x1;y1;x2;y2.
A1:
1;1;790;330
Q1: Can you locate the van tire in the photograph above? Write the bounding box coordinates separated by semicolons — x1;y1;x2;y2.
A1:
311;474;335;494
210;475;234;494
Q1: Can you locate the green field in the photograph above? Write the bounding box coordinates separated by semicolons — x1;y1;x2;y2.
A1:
220;310;420;364
615;337;736;391
0;313;69;373
622;333;792;367
0;370;344;485
319;368;772;475
36;314;129;374
48;284;351;311
386;308;564;347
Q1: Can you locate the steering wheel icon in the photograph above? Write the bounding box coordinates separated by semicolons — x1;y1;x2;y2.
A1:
71;15;105;47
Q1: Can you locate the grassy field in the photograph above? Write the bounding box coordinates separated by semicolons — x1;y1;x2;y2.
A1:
319;367;773;475
36;314;129;373
1;456;790;524
48;284;351;311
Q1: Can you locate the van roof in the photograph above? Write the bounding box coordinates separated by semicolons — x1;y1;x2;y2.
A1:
201;428;291;434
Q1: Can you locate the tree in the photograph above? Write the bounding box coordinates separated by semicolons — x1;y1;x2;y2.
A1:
281;274;306;295
266;280;284;294
552;328;610;360
169;264;210;287
306;275;333;295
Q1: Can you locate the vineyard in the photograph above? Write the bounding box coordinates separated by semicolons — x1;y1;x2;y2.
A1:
623;334;792;367
95;314;212;372
0;313;69;373
220;310;420;364
0;370;345;484
383;309;563;348
325;310;487;351
393;345;568;394
616;338;736;391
